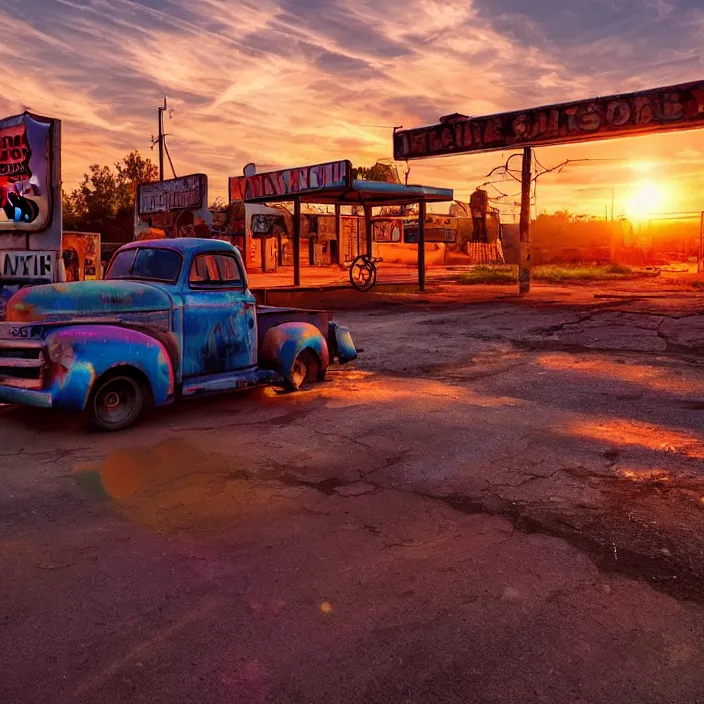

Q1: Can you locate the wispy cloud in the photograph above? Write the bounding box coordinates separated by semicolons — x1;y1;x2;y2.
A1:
2;0;703;215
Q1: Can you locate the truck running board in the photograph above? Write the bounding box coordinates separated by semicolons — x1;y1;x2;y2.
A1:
181;367;281;398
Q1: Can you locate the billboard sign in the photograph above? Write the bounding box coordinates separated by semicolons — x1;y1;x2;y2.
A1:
135;173;212;239
229;160;351;202
0;112;56;233
138;173;205;215
394;80;704;160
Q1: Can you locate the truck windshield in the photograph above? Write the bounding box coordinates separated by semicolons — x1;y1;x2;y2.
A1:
106;248;182;283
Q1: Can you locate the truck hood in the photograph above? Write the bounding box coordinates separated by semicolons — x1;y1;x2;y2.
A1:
5;280;173;323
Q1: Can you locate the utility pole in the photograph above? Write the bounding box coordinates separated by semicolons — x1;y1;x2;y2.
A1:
151;97;177;181
157;97;167;182
611;186;614;223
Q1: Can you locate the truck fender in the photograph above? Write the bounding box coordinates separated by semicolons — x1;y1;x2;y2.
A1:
328;321;358;363
43;325;175;411
259;322;330;384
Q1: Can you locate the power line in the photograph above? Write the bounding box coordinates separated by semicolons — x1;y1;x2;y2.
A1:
355;124;398;129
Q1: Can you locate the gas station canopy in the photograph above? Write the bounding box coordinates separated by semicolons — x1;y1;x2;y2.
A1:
238;178;453;206
228;160;453;289
229;160;452;206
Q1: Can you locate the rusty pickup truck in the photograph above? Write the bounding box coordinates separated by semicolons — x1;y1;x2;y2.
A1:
0;238;357;430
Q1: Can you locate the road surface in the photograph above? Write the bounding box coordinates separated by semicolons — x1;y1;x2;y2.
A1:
2;280;704;703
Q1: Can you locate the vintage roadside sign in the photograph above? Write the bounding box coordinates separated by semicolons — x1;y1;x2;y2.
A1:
229;160;351;202
138;173;206;214
0;112;57;234
135;173;212;239
0;250;53;280
394;80;704;160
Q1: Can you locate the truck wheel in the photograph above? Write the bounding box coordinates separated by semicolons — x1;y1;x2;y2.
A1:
90;373;145;431
285;350;320;392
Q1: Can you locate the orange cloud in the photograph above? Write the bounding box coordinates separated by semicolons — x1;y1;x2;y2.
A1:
1;0;703;216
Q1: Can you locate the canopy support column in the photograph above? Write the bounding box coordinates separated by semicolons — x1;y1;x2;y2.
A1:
293;197;301;286
363;204;373;256
418;199;426;292
334;204;341;267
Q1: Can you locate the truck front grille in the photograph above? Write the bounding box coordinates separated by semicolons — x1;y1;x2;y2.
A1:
0;347;41;360
0;342;44;384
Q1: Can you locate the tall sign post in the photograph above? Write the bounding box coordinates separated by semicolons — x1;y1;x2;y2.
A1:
518;147;532;294
393;79;704;293
418;200;427;291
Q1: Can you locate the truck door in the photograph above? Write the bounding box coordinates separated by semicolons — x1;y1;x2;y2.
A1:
181;252;258;377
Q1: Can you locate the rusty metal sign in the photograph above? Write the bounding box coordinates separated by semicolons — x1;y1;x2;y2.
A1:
394;80;704;160
229;160;351;202
138;173;206;214
0;112;56;234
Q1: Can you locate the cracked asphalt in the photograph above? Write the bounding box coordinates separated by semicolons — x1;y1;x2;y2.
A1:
1;280;704;703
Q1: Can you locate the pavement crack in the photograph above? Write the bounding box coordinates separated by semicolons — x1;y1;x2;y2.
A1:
420;391;464;401
391;480;704;605
310;428;375;451
277;473;346;496
35;561;77;570
512;338;704;363
359;449;413;480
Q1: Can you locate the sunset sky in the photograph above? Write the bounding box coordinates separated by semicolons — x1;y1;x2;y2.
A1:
2;0;703;219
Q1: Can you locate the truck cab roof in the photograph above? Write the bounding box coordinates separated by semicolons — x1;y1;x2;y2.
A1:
118;238;235;255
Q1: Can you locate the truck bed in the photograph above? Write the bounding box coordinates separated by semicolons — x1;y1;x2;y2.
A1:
256;305;332;344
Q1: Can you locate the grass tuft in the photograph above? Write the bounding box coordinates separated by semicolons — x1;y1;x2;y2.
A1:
457;263;638;285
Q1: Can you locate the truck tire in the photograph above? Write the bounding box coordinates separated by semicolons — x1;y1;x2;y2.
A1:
89;372;145;431
285;350;321;392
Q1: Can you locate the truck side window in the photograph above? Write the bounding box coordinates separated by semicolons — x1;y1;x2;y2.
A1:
189;254;243;288
215;255;241;284
106;248;182;283
190;255;211;283
107;249;137;278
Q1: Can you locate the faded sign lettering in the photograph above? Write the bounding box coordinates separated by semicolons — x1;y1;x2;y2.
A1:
229;160;351;202
0;124;31;178
394;80;704;159
0;250;53;280
138;174;205;214
135;173;212;239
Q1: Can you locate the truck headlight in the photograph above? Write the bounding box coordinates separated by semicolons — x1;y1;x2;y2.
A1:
47;338;74;367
